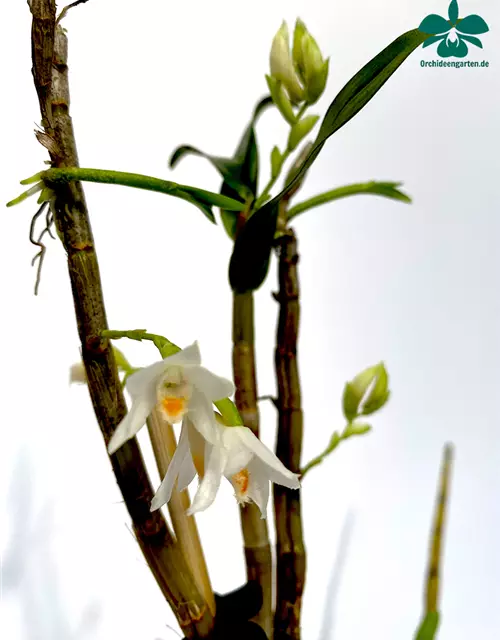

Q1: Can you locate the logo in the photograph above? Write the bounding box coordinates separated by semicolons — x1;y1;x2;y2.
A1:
418;0;489;58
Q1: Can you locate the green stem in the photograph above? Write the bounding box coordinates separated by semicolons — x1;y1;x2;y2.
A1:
300;422;371;478
254;105;308;210
287;181;411;220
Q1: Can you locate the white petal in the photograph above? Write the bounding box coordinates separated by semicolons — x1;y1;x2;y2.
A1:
126;342;202;397
187;442;227;515
162;342;202;367
246;459;271;518
176;450;197;492
184;365;235;400
221;427;253;475
150;420;191;511
107;387;156;455
234;427;301;489
125;360;168;398
187;388;219;444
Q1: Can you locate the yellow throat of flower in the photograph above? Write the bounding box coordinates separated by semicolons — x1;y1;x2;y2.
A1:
231;468;251;504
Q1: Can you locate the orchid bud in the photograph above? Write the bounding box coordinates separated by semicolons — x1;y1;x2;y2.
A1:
287;114;319;151
266;74;297;125
270;21;305;105
293;19;329;104
271;146;284;179
342;362;390;422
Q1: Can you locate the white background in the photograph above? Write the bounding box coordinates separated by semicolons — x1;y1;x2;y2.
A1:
1;1;499;639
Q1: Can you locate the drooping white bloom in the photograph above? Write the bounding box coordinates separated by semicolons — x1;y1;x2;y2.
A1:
150;418;300;518
107;342;234;455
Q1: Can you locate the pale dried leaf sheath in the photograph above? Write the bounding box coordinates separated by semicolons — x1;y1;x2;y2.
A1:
233;291;273;638
28;3;213;636
273;225;305;640
147;408;215;615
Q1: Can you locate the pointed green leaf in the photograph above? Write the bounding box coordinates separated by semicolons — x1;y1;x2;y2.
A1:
169;145;249;198
457;14;489;35
418;14;451;35
218;96;273;239
229;29;427;292
448;0;459;25
287;180;411;220
415;612;440;640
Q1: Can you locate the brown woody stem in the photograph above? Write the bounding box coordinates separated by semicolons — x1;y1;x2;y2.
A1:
273;223;306;640
232;291;273;638
28;3;213;636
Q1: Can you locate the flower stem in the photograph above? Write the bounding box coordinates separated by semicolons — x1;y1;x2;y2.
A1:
254;104;308;210
28;9;213;637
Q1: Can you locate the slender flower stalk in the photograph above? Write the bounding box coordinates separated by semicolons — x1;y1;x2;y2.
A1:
273;207;306;640
27;5;213;636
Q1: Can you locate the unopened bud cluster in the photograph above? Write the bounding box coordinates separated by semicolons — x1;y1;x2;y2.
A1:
266;19;329;124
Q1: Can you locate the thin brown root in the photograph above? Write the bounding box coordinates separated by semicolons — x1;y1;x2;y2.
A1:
29;202;55;295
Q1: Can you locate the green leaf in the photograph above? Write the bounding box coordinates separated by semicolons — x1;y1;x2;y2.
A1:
418;15;451;35
219;96;273;240
415;612;440;640
422;34;446;48
169;145;248;198
229;29;427;292
287;180;411;220
169;97;273;238
457;14;489;35
448;0;459;25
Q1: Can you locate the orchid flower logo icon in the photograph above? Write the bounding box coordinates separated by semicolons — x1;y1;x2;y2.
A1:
419;0;489;58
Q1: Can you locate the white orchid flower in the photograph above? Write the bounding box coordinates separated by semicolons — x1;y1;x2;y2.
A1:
150;418;300;518
107;342;234;455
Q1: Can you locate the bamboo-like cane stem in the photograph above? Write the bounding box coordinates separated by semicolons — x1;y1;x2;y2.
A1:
273;226;306;640
147;409;215;615
232;291;273;638
425;444;454;613
28;3;213;636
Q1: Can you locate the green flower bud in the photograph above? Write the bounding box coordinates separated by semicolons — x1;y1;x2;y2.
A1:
293;21;329;104
292;18;308;81
266;74;297;125
270;21;305;104
270;146;284;179
342;362;390;422
284;141;313;186
287;114;319;151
